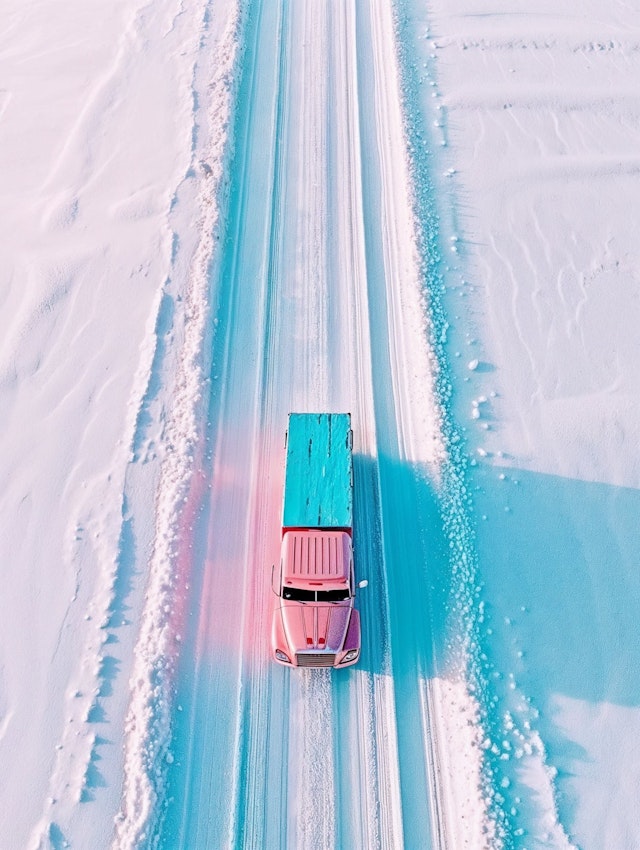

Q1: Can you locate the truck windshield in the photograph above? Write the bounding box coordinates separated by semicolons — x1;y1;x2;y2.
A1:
283;586;349;602
283;587;315;601
317;588;350;602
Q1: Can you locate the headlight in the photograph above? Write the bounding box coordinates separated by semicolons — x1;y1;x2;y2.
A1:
341;649;359;663
275;649;291;663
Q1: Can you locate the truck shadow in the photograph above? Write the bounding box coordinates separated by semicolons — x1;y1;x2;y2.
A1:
348;451;640;844
467;463;640;838
352;452;452;680
471;463;640;709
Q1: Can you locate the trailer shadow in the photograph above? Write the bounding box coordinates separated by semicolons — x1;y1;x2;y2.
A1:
351;452;452;681
342;450;640;845
472;464;640;708
467;462;640;839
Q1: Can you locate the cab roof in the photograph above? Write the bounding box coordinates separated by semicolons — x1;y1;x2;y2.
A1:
282;530;351;584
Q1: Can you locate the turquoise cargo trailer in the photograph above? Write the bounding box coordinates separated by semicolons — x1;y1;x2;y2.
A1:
282;413;353;532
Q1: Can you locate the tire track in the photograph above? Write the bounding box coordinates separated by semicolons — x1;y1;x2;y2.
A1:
326;2;403;848
155;2;286;846
229;2;289;846
355;1;456;848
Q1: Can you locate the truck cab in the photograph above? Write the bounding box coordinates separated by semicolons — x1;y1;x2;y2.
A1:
271;529;361;667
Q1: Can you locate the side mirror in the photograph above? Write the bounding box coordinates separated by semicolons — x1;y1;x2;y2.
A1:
358;579;368;589
271;564;281;596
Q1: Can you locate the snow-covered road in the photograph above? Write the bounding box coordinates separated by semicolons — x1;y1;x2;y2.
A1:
148;1;481;847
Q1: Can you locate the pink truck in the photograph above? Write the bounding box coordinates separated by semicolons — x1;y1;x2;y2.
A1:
271;413;366;668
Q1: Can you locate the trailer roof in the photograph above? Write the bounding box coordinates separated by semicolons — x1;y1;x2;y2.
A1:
282;413;353;530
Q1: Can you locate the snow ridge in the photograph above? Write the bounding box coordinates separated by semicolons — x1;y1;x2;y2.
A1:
113;3;245;847
393;4;580;847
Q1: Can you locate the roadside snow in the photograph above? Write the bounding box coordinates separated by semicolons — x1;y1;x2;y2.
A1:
114;3;244;847
411;0;640;845
0;0;209;846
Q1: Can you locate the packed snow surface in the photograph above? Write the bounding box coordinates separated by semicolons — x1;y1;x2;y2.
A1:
1;0;639;848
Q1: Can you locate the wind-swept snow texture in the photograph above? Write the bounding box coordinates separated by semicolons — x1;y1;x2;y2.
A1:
403;0;640;847
0;0;240;847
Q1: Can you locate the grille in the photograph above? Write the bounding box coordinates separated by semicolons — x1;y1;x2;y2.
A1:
295;653;336;668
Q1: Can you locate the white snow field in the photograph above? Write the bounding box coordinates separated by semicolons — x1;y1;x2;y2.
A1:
409;0;640;847
1;0;639;848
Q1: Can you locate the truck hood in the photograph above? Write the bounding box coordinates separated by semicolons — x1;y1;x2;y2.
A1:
278;602;352;653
